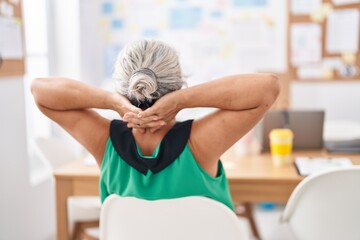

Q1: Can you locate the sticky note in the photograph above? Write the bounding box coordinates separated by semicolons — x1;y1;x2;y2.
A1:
341;53;357;65
233;0;267;7
143;28;160;37
111;19;123;29
321;67;334;79
310;11;325;23
211;10;223;18
102;2;113;15
170;7;202;29
104;44;121;78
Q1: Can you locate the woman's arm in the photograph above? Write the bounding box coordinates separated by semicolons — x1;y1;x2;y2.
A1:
137;73;280;176
31;77;144;165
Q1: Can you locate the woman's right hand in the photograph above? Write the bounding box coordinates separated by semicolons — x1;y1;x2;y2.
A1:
123;91;182;132
138;91;181;122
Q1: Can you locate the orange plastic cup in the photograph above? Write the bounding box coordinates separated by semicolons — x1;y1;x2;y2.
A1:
269;129;294;167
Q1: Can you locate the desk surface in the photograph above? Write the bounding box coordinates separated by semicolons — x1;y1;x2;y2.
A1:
53;148;360;240
55;148;360;181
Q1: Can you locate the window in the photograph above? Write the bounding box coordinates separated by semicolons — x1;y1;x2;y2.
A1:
23;0;51;185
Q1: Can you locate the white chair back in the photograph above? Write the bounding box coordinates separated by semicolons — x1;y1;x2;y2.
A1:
281;166;360;240
100;195;250;240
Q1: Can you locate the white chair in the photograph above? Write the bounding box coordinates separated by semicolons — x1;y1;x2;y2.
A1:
281;166;360;240
100;195;250;240
34;137;101;240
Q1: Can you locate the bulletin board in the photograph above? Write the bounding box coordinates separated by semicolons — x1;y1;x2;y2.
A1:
0;0;25;78
287;0;360;81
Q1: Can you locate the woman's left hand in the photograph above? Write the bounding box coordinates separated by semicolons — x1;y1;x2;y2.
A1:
123;112;166;133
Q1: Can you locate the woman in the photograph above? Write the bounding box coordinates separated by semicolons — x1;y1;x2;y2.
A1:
31;40;279;210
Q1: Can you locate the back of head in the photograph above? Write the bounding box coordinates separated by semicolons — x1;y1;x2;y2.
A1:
113;40;185;108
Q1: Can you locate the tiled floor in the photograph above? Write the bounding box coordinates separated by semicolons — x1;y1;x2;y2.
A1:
239;204;297;240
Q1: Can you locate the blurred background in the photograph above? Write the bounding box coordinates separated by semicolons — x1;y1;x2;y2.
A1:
0;0;359;239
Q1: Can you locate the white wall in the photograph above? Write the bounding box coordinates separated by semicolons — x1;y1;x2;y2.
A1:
291;81;360;122
0;78;55;240
48;0;81;79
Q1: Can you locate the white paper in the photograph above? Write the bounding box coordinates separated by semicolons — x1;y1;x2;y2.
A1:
324;120;360;141
0;1;14;17
322;57;344;70
0;17;23;59
295;157;353;176
291;0;322;15
332;0;360;5
291;23;322;66
297;65;323;79
326;9;360;54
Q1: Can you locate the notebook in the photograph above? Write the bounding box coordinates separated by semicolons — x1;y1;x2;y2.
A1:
294;157;353;176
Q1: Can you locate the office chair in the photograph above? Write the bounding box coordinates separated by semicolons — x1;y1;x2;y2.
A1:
100;195;250;240
281;166;360;240
34;137;100;240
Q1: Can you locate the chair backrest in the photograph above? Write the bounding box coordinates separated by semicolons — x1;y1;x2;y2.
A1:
281;166;360;240
33;137;79;171
100;195;249;240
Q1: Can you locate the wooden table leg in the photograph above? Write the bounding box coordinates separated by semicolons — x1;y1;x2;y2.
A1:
55;179;73;240
236;202;261;239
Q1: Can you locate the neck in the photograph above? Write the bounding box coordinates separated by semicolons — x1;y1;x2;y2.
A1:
132;119;177;156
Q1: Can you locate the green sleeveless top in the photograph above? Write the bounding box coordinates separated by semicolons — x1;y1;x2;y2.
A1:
99;120;234;211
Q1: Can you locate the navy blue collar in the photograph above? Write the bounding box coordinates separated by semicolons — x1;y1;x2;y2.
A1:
109;120;193;175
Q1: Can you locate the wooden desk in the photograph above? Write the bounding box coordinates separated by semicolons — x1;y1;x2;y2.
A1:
54;149;360;240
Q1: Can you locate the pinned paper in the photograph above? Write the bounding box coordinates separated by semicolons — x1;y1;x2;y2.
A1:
0;17;23;59
332;0;360;5
326;9;360;53
291;0;321;15
0;1;14;17
297;65;323;79
323;57;345;71
291;23;322;66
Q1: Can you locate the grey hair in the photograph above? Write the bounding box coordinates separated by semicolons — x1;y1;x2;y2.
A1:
113;39;186;102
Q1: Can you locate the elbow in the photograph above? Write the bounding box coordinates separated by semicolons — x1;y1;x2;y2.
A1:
262;73;280;108
31;78;48;105
31;77;43;94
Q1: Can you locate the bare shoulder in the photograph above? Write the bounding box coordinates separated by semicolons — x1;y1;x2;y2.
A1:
188;75;279;176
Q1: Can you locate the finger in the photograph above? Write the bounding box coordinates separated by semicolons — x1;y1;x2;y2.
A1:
124;113;159;124
126;124;145;133
123;112;137;121
138;107;157;118
141;120;166;128
127;123;144;129
127;120;165;129
128;105;142;114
